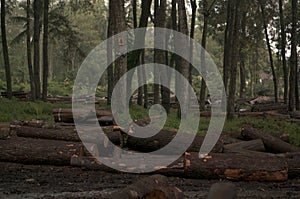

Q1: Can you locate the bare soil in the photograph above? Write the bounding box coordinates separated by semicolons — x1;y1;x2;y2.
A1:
1;162;300;198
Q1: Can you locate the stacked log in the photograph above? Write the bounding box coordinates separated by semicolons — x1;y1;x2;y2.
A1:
1;91;30;100
0;136;82;165
184;152;288;181
241;126;300;153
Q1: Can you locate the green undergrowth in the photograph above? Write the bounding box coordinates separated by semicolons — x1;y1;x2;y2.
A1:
0;97;70;123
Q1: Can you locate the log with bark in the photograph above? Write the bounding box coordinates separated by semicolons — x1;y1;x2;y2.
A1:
122;129;223;154
223;139;266;153
110;175;183;199
0;136;82;165
15;125;121;145
53;108;112;123
184;152;288;181
241;126;300;153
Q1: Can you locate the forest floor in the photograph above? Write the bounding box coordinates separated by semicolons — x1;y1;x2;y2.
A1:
1;161;300;199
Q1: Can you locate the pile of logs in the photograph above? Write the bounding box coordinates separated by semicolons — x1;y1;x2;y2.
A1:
2;121;300;182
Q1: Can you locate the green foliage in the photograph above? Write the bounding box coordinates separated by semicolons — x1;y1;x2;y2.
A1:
48;81;73;96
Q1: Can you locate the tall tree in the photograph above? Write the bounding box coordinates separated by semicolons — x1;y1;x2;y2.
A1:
42;0;49;100
199;0;217;110
239;10;247;99
289;0;298;112
112;0;127;113
227;0;241;119
33;0;42;99
260;2;278;103
1;0;12;99
177;0;190;118
107;0;114;105
26;0;35;100
279;0;288;104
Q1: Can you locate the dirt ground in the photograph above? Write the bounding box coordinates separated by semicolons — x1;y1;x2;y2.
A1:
1;162;300;199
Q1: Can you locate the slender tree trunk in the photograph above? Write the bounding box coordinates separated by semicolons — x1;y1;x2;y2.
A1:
141;50;148;108
260;4;278;103
107;0;114;105
279;0;288;104
177;0;189;118
199;0;208;110
223;0;233;93
27;0;35;100
289;0;298;112
132;0;143;106
1;0;12;99
33;0;42;99
227;0;240;119
239;11;247;99
189;0;196;85
112;0;127;113
42;0;49;100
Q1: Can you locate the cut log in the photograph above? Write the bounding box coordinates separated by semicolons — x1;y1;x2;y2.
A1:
110;175;183;199
206;183;237;199
184;152;288;181
241;126;300;153
0;137;82;165
15;126;121;145
223;139;266;153
123;129;223;154
251;103;287;112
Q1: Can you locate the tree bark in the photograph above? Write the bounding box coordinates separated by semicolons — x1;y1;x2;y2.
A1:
239;11;247;99
177;0;190;118
1;0;12;99
289;0;298;112
107;0;114;105
227;0;240;119
42;0;49;100
279;0;288;104
223;139;266;153
33;0;42;99
112;0;127;113
184;152;288;181
27;0;35;100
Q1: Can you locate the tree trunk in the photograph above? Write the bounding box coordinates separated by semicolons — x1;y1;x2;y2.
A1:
184;152;288;181
279;0;288;104
227;0;240;119
177;0;190;118
1;0;12;99
289;0;298;112
260;4;278;103
239;11;247;99
199;0;208;111
42;0;49;100
112;0;127;113
107;0;114;105
141;50;148;108
33;0;42;99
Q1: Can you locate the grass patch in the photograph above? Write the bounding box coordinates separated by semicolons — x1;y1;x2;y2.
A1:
0;97;70;123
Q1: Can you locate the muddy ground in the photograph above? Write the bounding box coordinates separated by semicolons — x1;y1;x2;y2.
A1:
0;162;300;199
